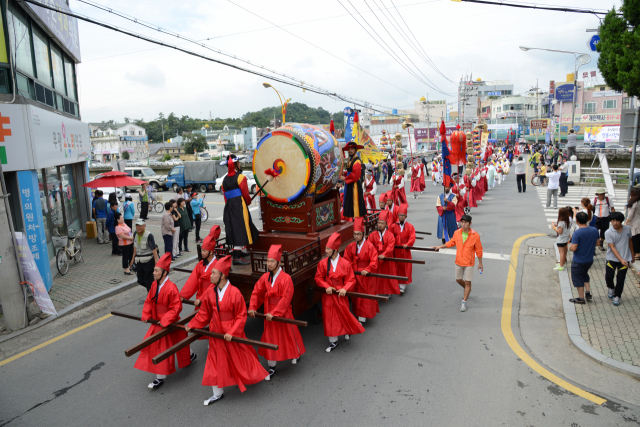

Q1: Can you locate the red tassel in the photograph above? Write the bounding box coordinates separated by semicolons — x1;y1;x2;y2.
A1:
330;119;335;132
264;168;280;178
354;111;359;123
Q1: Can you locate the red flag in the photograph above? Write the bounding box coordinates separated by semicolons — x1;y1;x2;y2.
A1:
330;119;335;136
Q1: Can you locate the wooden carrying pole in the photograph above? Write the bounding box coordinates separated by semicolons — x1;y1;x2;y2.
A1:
116;311;198;357
313;287;389;302
180;298;308;327
173;267;194;274
415;231;432;235
394;246;439;252
380;257;426;265
355;271;408;281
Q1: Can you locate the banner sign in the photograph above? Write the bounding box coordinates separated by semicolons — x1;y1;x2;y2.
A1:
558;114;621;123
530;120;548;130
15;232;57;315
343;107;356;144
414;126;456;143
549;80;555;95
25;0;81;61
555;84;575;102
120;136;149;141
585;125;620;143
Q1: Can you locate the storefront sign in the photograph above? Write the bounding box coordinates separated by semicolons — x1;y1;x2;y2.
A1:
555;84;575;102
15;232;57;315
558;114;621;123
592;91;621;98
497;111;524;118
531;120;548;130
17;170;53;291
26;0;81;61
487;91;501;96
120;136;149;141
549;80;555;95
414;127;456;143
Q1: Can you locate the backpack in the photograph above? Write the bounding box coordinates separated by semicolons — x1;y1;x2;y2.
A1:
593;197;610;215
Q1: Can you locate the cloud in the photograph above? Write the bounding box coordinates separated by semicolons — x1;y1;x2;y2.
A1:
124;64;166;88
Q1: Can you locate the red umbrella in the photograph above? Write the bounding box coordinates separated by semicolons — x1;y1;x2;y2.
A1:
82;175;145;188
95;171;129;177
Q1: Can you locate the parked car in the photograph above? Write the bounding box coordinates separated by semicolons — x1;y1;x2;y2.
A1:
629;145;640;154
605;144;626;151
215;171;257;194
124;166;167;191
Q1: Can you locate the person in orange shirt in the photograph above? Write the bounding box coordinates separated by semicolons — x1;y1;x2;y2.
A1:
433;214;483;312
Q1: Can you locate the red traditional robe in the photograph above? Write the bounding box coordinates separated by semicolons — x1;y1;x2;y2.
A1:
482;168;489;193
343;240;379;319
389;221;416;284
179;258;217;339
134;279;191;376
367;229;400;295
385;204;399;225
419;163;426;188
314;256;366;337
248;269;306;361
410;165;425;192
453;187;467;222
363;177;376;211
392;176;407;205
189;283;268;391
465;174;478;208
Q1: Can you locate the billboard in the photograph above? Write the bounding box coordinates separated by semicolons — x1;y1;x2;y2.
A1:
555;84;574;102
26;0;81;61
585;125;620;143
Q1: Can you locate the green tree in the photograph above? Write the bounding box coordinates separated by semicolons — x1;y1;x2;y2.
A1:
121;151;130;160
162;154;172;162
597;1;640;97
331;111;345;129
183;133;208;154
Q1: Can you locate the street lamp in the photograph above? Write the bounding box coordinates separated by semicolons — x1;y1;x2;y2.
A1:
519;46;591;143
263;82;289;125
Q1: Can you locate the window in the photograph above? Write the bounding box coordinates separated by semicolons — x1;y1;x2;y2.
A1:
64;55;77;101
50;44;65;93
7;5;34;77
603;100;617;109
584;102;596;113
16;73;34;99
32;26;52;87
138;131;143;135
123;131;127;136
623;97;631;109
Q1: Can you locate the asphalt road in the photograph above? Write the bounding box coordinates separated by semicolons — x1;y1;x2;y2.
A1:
1;172;639;426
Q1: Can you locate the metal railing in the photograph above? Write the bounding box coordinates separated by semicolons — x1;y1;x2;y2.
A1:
580;167;631;184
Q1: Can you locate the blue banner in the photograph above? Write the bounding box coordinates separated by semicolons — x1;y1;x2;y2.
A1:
17;170;53;291
555;84;574;102
343;107;356;143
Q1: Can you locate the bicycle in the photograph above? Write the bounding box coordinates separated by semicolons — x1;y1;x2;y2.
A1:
201;206;209;223
54;229;83;276
137;200;164;213
530;172;548;187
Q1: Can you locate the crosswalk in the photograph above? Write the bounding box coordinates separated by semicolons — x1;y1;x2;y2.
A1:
535;186;629;225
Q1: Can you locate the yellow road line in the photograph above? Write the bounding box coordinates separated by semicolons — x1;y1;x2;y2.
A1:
502;234;607;405
0;314;112;368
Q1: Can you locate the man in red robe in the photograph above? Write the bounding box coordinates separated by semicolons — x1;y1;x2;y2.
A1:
363;169;377;211
187;256;269;405
378;192;387;210
392;167;407;205
384;191;400;225
453;181;468;222
180;227;220;308
343;218;379;323
134;253;194;389
248;245;306;377
314;233;365;352
388;204;416;294
367;210;400;297
410;158;425;199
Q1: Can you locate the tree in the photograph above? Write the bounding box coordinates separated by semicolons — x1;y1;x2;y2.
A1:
121;151;130;160
597;1;640;97
183;133;208;154
163;154;172;162
331;111;345;129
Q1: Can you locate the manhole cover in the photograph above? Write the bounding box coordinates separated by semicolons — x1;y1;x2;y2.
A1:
108;279;122;284
528;247;549;256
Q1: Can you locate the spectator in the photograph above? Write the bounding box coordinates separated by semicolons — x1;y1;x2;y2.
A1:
170;200;181;260
552;208;571;271
373;159;380;185
530;149;541;173
190;192;205;243
633;168;640;186
115;212;134;275
184;184;194;228
568;212;599;304
174;187;184;201
381;161;388;185
545;164;561;209
130;219;158;291
138;185;149;220
161;201;175;257
573;198;595;228
387;159;394;185
108;192;120;212
92;190;108;244
625;187;640;261
566;129;578;159
593;188;615;251
513;155;527;193
605;212;635;306
422;156;430;176
176;198;191;253
558;156;569;197
432;214;483;313
122;194;135;229
106;201;121;255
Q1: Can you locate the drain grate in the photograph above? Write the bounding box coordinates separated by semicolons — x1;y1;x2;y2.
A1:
528;247;549;256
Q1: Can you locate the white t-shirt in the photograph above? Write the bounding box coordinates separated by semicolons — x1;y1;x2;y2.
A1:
547;171;561;190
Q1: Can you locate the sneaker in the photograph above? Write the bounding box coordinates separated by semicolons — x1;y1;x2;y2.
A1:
204;394;224;406
148;379;164;389
266;367;276;379
554;265;564;271
460;301;467;312
344;334;350;341
326;341;338;353
291;357;299;365
607;289;615;299
585;292;592;300
613;296;620;306
600;246;606;252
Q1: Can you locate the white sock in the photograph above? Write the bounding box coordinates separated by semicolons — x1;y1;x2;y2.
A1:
399;284;406;292
267;360;277;368
329;336;338;343
190;346;194;356
156;374;166;380
358;316;366;323
212;386;223;397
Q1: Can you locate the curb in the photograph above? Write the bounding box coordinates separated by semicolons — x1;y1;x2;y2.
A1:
554;244;640;379
0;254;199;345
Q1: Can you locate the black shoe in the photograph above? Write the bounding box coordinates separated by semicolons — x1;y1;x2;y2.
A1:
325;341;338;353
585;292;593;300
204;394;224;406
267;367;277;378
148;379;164;389
569;298;586;304
190;352;197;362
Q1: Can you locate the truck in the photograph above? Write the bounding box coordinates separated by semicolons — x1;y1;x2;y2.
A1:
164;161;227;192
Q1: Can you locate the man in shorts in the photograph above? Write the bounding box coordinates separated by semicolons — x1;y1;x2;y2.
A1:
568;212;599;304
433;214;484;312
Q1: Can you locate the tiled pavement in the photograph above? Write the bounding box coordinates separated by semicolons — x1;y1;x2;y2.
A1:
535;185;640;370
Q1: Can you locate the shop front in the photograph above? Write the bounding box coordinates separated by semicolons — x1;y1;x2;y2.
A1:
1;103;91;291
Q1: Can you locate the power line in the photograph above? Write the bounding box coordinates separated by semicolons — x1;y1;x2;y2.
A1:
455;0;616;16
19;0;395;113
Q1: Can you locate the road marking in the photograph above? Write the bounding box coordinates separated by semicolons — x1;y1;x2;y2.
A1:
438;248;510;260
0;314;112;367
502;233;606;405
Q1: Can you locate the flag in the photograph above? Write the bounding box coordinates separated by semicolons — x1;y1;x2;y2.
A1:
439;121;453;188
358;126;386;163
330;119;335;136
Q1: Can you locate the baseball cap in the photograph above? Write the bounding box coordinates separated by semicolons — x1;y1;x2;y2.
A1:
135;219;146;225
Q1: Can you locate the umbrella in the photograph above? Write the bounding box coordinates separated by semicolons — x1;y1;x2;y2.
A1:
95;171;130;178
82;175;146;188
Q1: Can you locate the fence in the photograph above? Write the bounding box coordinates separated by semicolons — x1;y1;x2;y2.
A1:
580;167;631;185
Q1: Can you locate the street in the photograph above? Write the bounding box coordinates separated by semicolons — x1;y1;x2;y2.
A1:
2;175;639;426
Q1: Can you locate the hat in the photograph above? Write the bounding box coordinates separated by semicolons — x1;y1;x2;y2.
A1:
125;194;132;200
208;225;221;240
366;169;372;174
191;192;198;198
156;252;172;272
327;232;341;250
267;244;283;261
460;214;472;223
398;204;408;215
342;141;364;152
227;155;237;177
378;209;389;223
595;188;607;194
353;217;365;232
386;191;393;201
379;193;388;203
202;235;217;252
135;219;146;226
212;255;232;277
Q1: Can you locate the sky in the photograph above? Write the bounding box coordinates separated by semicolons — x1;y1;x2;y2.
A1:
71;0;620;123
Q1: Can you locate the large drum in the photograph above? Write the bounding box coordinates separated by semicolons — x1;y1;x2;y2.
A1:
253;124;344;203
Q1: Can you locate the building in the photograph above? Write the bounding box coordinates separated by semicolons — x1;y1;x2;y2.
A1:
242;127;257;150
458;78;515;124
149;143;184;159
1;0;90;310
89;122;147;161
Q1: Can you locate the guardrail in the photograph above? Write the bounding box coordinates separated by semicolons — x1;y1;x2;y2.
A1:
580;167;631;184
